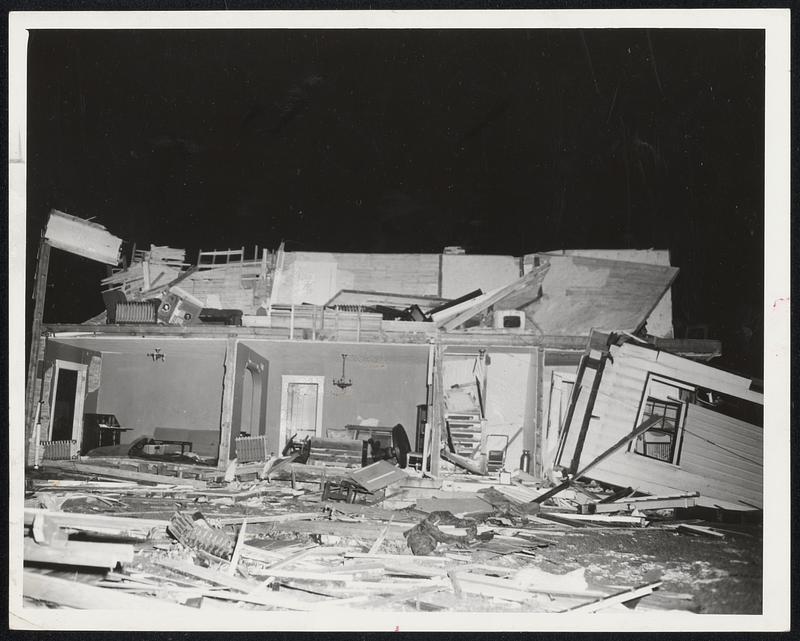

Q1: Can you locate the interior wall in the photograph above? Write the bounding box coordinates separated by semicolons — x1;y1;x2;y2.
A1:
242;340;429;454
484;351;532;473
441;254;521;299
442;345;539;474
229;343;270;457
96;345;226;445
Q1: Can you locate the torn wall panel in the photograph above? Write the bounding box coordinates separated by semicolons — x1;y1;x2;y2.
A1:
541;249;675;337
45;210;122;266
554;338;763;510
522;254;678;337
440;254;521;299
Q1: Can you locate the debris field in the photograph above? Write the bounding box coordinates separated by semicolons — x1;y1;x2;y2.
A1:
21;457;761;615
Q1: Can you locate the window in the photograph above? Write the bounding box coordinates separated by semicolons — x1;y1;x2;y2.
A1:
633;398;682;462
630;374;694;465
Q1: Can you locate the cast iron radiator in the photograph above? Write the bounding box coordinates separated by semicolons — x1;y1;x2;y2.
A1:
234;434;269;463
40;439;79;461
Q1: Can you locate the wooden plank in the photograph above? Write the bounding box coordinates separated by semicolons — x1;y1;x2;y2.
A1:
262;545;319;571
266;520;413;540
582;493;699;514
40;460;208;488
217;512;320;526
565;581;663;613
23;538;134;569
368;516;394;554
569;354;608;474
676;524;726;538
347;460;409;493
217;337;237;468
532;415;662;505
155;558;263;593
23;570;193;610
25;238;51;464
226;520;247;576
254;569;353;584
24;508;168;535
448;570;535;603
439;263;550;331
548;513;648;527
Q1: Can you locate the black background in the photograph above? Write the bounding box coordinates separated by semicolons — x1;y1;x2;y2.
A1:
25;27;765;376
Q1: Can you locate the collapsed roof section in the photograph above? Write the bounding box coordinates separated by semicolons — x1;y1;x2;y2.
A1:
437;253;678;337
91;238;678;340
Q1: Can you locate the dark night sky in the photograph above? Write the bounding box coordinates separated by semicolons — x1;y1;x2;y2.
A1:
26;27;765;375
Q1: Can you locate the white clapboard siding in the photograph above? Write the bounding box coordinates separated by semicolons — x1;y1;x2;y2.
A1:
559;342;763;510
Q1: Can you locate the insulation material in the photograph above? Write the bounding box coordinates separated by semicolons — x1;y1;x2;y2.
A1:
44;210;122;266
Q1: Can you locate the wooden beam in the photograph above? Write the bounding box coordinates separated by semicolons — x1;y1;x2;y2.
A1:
582;492;699;514
565;581;663;613
430;344;444;478
532;346;544;477
217;337;238;469
154;558;265;593
531;415;662;505
568;354;608;474
39;460;208;489
24;507;168;535
25;238;51;464
439;263;550;331
23;570;192;610
23;538;134;569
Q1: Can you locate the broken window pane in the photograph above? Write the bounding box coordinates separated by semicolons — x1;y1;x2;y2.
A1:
633;397;682;462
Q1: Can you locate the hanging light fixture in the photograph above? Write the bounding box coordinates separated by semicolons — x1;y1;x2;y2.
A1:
333;353;352;389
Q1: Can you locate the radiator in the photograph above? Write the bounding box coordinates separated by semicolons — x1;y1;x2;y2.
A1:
40;439;79;461
115;301;157;324
234;434;269;463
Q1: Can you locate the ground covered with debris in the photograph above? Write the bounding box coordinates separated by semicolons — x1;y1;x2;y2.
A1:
18;459;762;616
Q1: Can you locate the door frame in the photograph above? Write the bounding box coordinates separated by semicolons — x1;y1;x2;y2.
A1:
279;375;325;448
47;359;88;446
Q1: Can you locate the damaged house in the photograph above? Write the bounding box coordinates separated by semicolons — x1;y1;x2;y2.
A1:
24;209;761;513
18;210;767;615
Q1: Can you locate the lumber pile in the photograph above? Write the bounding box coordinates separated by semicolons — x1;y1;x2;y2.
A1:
19;460;758;615
102;245;188;299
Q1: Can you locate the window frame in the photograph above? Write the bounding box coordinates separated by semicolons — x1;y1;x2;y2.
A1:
629;372;695;466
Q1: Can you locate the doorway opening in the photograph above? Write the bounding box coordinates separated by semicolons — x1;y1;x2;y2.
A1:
279;375;325;449
47;360;88;448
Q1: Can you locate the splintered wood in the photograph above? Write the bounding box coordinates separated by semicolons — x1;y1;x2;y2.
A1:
20;465;756;614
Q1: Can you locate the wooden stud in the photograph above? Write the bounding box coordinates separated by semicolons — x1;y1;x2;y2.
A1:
24;538;134;569
217;337;238;469
23;570;192;610
25;238;51;463
565;581;663;613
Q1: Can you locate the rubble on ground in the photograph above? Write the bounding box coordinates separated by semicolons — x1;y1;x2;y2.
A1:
20;458;761;614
